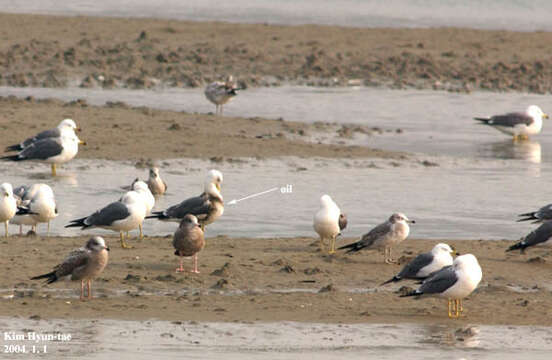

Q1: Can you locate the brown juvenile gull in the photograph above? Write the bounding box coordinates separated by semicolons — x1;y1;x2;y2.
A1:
313;194;347;254
173;214;205;273
400;254;482;319
147;167;167;195
507;221;552;253
339;212;414;264
474;105;548;140
31;236;109;300
204;76;240;115
147;169;223;232
381;243;456;285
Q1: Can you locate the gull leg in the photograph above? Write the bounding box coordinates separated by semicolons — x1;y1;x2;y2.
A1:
176;257;184;273
80;280;85;301
139;223;144;240
87;279;92;300
200;223;205;232
447;299;453;318
220;104;224;116
191;254;200;274
47;221;50;236
457;299;463;314
120;231;133;249
51;164;57;177
4;221;8;238
328;236;336;255
19;225;22;236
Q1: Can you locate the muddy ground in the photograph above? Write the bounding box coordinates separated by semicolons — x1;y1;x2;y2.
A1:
1;235;550;326
1;13;552;92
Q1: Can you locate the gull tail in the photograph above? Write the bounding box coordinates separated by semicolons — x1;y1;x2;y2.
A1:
4;144;23;152
0;154;21;162
146;211;168;220
31;271;58;284
506;241;527;253
380;276;401;286
16;207;37;216
337;241;366;254
474;117;491;125
65;217;90;229
517;212;539;223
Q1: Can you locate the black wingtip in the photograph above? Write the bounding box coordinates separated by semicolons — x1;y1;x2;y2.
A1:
30;271;57;284
399;290;420;298
5;144;23;152
380;276;400;286
506;242;525;253
474;117;490;124
0;154;20;162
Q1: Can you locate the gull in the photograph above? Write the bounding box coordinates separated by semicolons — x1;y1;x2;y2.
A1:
400;254;482;319
147;167;167;195
507;221;552;254
475;105;548;140
0;183;17;237
148;170;223;231
1;132;86;176
381;243;456;285
11;185;38;235
66;190;147;249
517;203;552;223
127;179;154;239
5;118;80;152
339;213;414;264
14;183;58;235
31;236;109;300
173;214;205;273
204;76;240;115
313;194;347;254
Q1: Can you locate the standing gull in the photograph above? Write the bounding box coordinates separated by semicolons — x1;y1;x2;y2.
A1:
15;183;58;235
147;167;167;195
126;179;155;239
381;243;456;285
475;105;548;140
31;236;109;300
313;194;347;254
338;213;414;264
0;183;17;237
518;203;552;223
147;170;224;231
173;214;205;273
204;76;240;115
5;118;80;152
506;221;552;253
1;132;86;176
400;254;482;319
66;191;147;249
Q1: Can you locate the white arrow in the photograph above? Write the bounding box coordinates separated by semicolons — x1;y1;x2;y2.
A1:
227;187;279;205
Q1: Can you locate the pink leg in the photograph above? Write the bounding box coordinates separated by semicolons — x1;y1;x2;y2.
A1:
175;258;185;273
80;280;84;300
191;254;200;274
87;279;92;299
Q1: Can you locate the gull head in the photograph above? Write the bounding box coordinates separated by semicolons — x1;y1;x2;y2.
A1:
432;243;456;255
86;236;110;252
389;212;415;224
319;194;336;207
132;179;150;194
205;169;223;195
527;105;548;120
453;254;480;271
1;183;14;197
149;167;160;179
58;118;80;132
180;214;200;228
120;190;142;205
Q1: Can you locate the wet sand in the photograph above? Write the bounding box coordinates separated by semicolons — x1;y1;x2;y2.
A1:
0;96;402;160
1;12;552;92
1;235;550;326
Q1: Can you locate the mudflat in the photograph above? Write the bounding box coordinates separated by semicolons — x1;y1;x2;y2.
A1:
0;12;551;92
1;235;550;325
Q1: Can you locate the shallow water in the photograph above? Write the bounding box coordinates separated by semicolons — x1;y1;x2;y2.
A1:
1;0;551;31
0;317;550;359
0;156;547;240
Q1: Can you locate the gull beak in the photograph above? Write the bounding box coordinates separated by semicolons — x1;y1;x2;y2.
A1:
543;113;549;119
105;246;110;251
76;127;82;132
79;139;87;145
216;183;221;192
407;219;416;224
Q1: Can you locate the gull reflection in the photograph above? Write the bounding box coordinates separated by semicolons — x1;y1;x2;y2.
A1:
478;140;541;164
420;324;481;348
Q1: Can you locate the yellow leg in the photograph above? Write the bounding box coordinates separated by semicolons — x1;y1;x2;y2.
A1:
328;236;336;255
51;164;57;176
447;299;453;318
120;231;133;249
139;223;144;240
200;223;205;232
4;221;8;238
319;237;326;252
